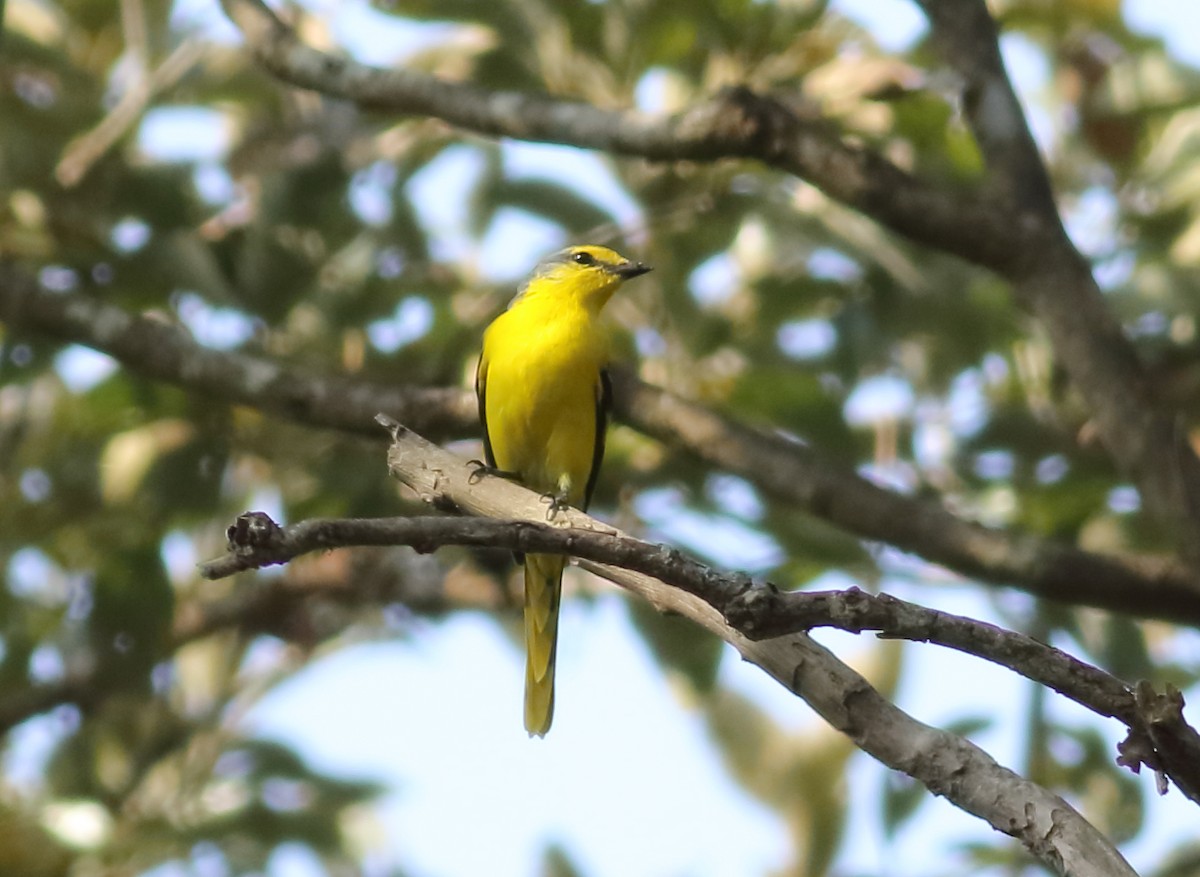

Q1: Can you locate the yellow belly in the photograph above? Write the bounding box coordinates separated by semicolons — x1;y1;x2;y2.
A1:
482;307;604;504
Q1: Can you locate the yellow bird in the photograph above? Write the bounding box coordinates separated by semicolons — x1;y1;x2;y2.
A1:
475;245;651;736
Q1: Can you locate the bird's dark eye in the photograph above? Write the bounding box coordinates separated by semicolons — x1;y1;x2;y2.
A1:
571;251;596;266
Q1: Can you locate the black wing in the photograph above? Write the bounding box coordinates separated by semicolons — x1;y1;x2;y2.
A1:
475;357;497;469
582;368;612;511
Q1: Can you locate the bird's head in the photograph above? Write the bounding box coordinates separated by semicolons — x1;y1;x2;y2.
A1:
514;245;652;312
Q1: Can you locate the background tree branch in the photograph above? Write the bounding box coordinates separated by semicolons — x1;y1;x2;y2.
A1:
0;262;475;439
5;267;1199;625
915;0;1200;557
216;0;1037;276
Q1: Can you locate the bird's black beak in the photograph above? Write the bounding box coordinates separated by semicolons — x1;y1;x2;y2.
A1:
611;261;652;279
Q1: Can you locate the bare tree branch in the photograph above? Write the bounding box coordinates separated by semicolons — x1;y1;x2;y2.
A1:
375;416;1142;877
177;547;453;645
5;269;1200;626
1124;682;1200;803
915;0;1057;214
728;585;1200;804
196;496;1200;806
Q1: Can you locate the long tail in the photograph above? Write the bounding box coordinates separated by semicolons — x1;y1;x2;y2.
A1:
523;553;563;737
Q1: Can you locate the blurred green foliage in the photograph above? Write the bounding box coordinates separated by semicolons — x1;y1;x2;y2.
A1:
2;0;1200;874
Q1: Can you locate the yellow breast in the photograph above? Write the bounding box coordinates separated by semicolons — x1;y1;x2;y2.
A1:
481;299;607;501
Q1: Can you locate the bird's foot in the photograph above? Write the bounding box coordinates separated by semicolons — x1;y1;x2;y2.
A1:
467;459;521;485
540;491;571;522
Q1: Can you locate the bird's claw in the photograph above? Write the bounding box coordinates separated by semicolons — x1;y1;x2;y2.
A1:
467;459;520;485
466;459;487;485
540;492;571;521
